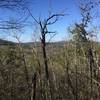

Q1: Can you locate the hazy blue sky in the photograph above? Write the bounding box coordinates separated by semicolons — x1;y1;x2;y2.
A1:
0;0;99;42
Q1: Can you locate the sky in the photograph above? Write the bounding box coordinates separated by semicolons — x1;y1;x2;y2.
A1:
0;0;99;42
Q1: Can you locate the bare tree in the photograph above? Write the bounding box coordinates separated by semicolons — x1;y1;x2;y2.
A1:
28;8;64;79
0;0;29;32
0;0;26;9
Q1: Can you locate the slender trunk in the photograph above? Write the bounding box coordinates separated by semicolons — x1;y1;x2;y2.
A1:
88;48;93;97
41;34;49;80
75;42;78;100
31;73;37;100
75;65;78;100
10;72;15;100
41;34;55;100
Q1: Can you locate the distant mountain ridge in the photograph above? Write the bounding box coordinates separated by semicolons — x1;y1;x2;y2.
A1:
0;39;15;45
0;39;67;46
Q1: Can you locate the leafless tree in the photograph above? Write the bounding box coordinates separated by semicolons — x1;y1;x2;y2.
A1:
28;11;64;80
0;0;26;9
0;0;29;31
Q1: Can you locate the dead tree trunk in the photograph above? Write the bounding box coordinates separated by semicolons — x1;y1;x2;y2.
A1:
41;34;49;79
28;11;64;100
88;48;96;97
88;48;96;77
31;73;37;100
